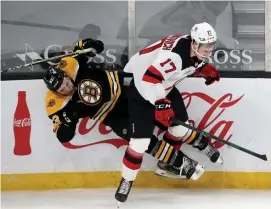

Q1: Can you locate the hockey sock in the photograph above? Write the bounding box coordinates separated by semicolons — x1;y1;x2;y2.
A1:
185;133;208;151
163;129;183;150
147;136;185;167
163;128;199;150
122;146;143;181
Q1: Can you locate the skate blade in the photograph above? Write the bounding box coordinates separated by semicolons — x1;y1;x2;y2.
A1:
190;165;205;181
155;168;187;179
216;156;223;165
117;201;121;208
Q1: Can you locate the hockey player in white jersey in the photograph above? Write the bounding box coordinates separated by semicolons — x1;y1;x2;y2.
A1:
115;22;222;204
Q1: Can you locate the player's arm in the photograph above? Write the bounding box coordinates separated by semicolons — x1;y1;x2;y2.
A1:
140;51;182;127
141;51;182;104
193;63;220;85
72;38;104;63
49;102;79;143
55;38;105;78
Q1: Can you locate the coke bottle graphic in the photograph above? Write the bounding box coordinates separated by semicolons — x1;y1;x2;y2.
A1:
13;91;31;155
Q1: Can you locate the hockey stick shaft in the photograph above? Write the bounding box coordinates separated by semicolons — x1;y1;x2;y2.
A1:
2;48;96;73
172;118;268;161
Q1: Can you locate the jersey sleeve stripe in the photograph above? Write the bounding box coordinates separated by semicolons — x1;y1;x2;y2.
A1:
142;65;165;84
142;75;162;84
148;65;165;80
139;37;167;55
93;71;121;123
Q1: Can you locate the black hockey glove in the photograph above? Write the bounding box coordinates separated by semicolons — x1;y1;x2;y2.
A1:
59;101;79;127
72;38;104;56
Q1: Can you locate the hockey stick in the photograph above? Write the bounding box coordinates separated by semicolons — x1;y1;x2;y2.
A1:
172;118;268;161
1;48;96;73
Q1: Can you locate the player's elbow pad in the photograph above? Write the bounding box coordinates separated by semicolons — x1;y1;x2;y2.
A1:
56;124;76;143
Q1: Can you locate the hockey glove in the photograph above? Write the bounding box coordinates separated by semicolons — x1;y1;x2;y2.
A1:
59;100;79;127
155;98;174;127
72;38;104;56
194;64;220;85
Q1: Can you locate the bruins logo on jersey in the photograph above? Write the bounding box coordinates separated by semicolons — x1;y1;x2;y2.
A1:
78;79;102;106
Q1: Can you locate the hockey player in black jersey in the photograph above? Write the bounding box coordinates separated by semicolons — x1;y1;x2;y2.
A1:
43;38;206;189
115;22;223;205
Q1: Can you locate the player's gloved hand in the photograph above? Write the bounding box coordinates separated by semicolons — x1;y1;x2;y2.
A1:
155;98;174;127
61;110;79;126
72;38;104;56
59;101;79;127
194;64;220;85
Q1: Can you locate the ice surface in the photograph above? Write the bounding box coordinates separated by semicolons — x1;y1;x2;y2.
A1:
2;188;271;209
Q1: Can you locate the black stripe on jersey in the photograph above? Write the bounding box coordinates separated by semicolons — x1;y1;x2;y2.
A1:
145;69;163;82
142;65;165;84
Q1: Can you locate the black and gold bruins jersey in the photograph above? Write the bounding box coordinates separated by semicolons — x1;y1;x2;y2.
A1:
45;55;123;142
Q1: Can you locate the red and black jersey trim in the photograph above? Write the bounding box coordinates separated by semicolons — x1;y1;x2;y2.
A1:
142;65;165;84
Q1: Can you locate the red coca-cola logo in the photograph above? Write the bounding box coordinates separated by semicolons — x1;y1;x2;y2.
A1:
182;92;244;149
62;119;128;149
62;92;244;150
13;91;32;156
13;118;31;127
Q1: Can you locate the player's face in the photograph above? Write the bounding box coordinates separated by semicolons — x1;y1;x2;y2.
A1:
56;77;75;96
194;43;216;60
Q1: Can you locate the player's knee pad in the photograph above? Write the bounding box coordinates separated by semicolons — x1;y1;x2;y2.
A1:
169;121;199;145
129;138;151;154
168;121;190;138
164;123;190;147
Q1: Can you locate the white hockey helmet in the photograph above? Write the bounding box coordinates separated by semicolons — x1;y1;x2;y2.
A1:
191;22;217;44
191;22;217;58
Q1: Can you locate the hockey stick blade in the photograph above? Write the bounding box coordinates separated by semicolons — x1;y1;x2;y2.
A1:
172;118;268;161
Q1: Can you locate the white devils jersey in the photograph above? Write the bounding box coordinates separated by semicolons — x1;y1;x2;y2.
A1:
124;34;206;105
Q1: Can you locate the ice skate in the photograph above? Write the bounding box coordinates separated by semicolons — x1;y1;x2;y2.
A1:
115;177;133;207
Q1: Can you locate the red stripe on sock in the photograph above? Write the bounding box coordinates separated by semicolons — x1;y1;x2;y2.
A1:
123;158;142;170
126;147;144;159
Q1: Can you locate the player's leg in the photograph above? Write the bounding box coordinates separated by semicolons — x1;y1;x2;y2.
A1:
146;135;204;180
102;86;131;141
163;87;223;164
104;91;204;181
115;80;154;203
104;94;204;181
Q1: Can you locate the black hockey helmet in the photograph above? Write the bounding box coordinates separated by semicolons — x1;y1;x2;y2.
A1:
43;66;66;92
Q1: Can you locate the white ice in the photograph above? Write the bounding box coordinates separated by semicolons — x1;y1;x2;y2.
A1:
2;189;271;209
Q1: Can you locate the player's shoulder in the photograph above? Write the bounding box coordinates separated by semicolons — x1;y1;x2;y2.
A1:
45;90;71;117
172;35;191;50
165;34;191;60
56;56;80;81
158;34;190;54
